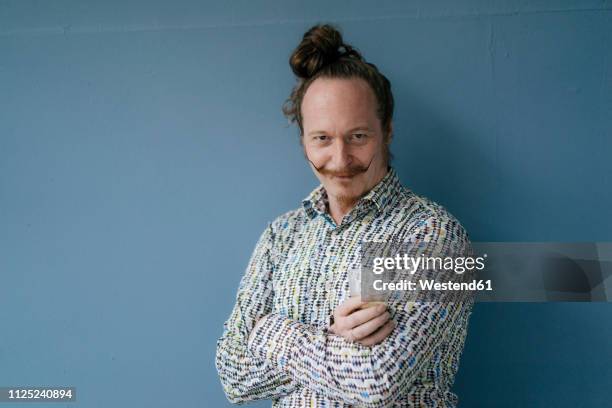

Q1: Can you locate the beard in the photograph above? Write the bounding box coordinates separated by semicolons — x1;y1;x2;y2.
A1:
303;146;388;208
335;193;360;207
309;157;373;207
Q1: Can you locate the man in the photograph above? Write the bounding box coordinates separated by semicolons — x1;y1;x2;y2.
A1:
215;23;475;407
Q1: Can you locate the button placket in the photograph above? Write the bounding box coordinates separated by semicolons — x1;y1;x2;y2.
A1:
312;227;330;327
321;227;340;327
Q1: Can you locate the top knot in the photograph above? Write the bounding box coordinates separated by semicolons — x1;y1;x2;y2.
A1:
289;23;363;79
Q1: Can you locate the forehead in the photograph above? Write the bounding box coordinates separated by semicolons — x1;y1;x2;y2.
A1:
301;77;379;132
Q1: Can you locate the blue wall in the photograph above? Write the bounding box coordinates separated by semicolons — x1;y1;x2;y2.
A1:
1;1;611;407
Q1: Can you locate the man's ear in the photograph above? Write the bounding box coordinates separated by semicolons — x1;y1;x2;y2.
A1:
385;122;394;144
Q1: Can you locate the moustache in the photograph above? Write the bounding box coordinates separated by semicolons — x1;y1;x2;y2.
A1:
306;155;376;177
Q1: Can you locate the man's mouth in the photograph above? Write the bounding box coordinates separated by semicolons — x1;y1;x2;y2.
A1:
333;173;358;180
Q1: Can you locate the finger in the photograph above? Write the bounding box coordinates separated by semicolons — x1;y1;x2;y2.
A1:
336;295;368;317
345;303;387;328
346;328;356;343
357;320;396;347
358;320;395;347
350;311;390;340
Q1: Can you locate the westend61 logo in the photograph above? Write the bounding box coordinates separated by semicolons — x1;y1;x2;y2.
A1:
366;254;490;297
359;240;489;302
361;241;612;302
371;254;487;275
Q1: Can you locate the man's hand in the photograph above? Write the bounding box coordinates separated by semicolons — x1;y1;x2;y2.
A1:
329;296;396;346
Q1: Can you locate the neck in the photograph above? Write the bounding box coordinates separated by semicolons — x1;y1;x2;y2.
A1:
327;198;358;225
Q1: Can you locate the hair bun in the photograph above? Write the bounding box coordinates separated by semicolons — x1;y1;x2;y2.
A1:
289;23;363;79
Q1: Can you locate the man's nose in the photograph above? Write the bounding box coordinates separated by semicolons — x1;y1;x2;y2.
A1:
331;138;351;168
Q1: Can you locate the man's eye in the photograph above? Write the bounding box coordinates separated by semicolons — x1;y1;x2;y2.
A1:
350;133;368;141
316;135;328;141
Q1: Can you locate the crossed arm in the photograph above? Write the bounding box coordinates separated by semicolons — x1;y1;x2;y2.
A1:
214;223;299;403
216;216;475;407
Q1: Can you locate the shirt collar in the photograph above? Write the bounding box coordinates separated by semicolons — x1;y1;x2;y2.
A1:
301;166;403;220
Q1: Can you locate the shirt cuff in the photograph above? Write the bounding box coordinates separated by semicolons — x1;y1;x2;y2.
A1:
246;312;305;369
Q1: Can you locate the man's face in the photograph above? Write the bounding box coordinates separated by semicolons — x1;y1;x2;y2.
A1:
301;77;390;207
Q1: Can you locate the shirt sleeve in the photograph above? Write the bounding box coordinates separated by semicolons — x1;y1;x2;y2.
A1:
246;215;476;408
215;221;299;404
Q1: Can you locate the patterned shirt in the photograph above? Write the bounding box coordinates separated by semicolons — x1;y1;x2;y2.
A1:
215;166;475;407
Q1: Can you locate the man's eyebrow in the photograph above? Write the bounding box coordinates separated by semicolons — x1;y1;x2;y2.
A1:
307;126;372;136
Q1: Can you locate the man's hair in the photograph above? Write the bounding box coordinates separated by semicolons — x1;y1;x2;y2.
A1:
282;23;395;163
